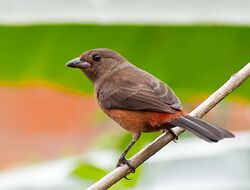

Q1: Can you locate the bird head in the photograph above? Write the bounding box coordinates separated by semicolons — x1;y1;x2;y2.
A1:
66;48;126;83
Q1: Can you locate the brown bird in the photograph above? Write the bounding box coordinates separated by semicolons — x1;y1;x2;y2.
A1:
66;48;235;170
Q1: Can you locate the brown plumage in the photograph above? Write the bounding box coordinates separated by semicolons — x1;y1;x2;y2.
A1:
66;48;235;170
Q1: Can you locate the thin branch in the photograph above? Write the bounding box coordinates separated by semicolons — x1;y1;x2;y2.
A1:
87;63;250;190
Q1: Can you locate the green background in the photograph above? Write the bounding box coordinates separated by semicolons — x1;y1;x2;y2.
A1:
0;25;249;100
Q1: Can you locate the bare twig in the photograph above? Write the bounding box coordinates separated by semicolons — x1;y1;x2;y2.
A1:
87;63;250;190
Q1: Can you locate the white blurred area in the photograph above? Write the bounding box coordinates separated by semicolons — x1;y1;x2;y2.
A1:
0;131;249;190
136;131;250;190
1;0;250;25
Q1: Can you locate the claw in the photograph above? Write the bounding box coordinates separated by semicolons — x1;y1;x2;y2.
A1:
116;157;136;177
124;176;131;180
168;129;178;143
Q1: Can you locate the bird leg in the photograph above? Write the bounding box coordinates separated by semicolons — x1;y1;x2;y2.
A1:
163;128;178;142
168;128;178;142
116;133;140;175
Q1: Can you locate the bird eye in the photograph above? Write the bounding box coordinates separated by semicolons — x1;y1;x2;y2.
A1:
92;54;101;62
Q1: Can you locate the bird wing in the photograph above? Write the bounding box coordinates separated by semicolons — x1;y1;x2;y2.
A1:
98;80;183;113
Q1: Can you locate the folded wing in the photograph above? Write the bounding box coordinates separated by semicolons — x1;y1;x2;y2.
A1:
98;79;182;113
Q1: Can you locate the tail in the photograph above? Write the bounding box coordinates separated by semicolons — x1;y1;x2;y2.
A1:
170;115;235;142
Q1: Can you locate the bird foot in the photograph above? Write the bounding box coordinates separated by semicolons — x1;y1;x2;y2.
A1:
116;157;135;180
163;129;178;143
169;129;178;143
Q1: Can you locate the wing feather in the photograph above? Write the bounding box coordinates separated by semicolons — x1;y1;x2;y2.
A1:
98;79;182;113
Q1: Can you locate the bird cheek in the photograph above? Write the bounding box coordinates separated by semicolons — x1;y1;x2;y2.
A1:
85;66;94;72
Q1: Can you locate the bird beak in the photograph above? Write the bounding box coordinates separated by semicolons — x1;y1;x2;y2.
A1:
65;57;91;69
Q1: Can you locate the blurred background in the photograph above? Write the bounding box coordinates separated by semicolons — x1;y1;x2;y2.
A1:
0;0;250;189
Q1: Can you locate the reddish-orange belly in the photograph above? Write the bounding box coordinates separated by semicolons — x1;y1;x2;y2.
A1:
103;108;182;134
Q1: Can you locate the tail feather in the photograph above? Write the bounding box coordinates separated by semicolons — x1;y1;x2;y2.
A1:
184;115;234;139
171;115;235;142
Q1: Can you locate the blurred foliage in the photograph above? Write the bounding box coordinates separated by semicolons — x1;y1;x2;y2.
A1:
72;161;142;189
71;162;108;181
0;25;249;100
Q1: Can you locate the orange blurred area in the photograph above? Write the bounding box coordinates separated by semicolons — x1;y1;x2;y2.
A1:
0;85;249;170
0;86;101;169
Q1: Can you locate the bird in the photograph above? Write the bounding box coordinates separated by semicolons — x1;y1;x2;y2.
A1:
66;48;235;171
